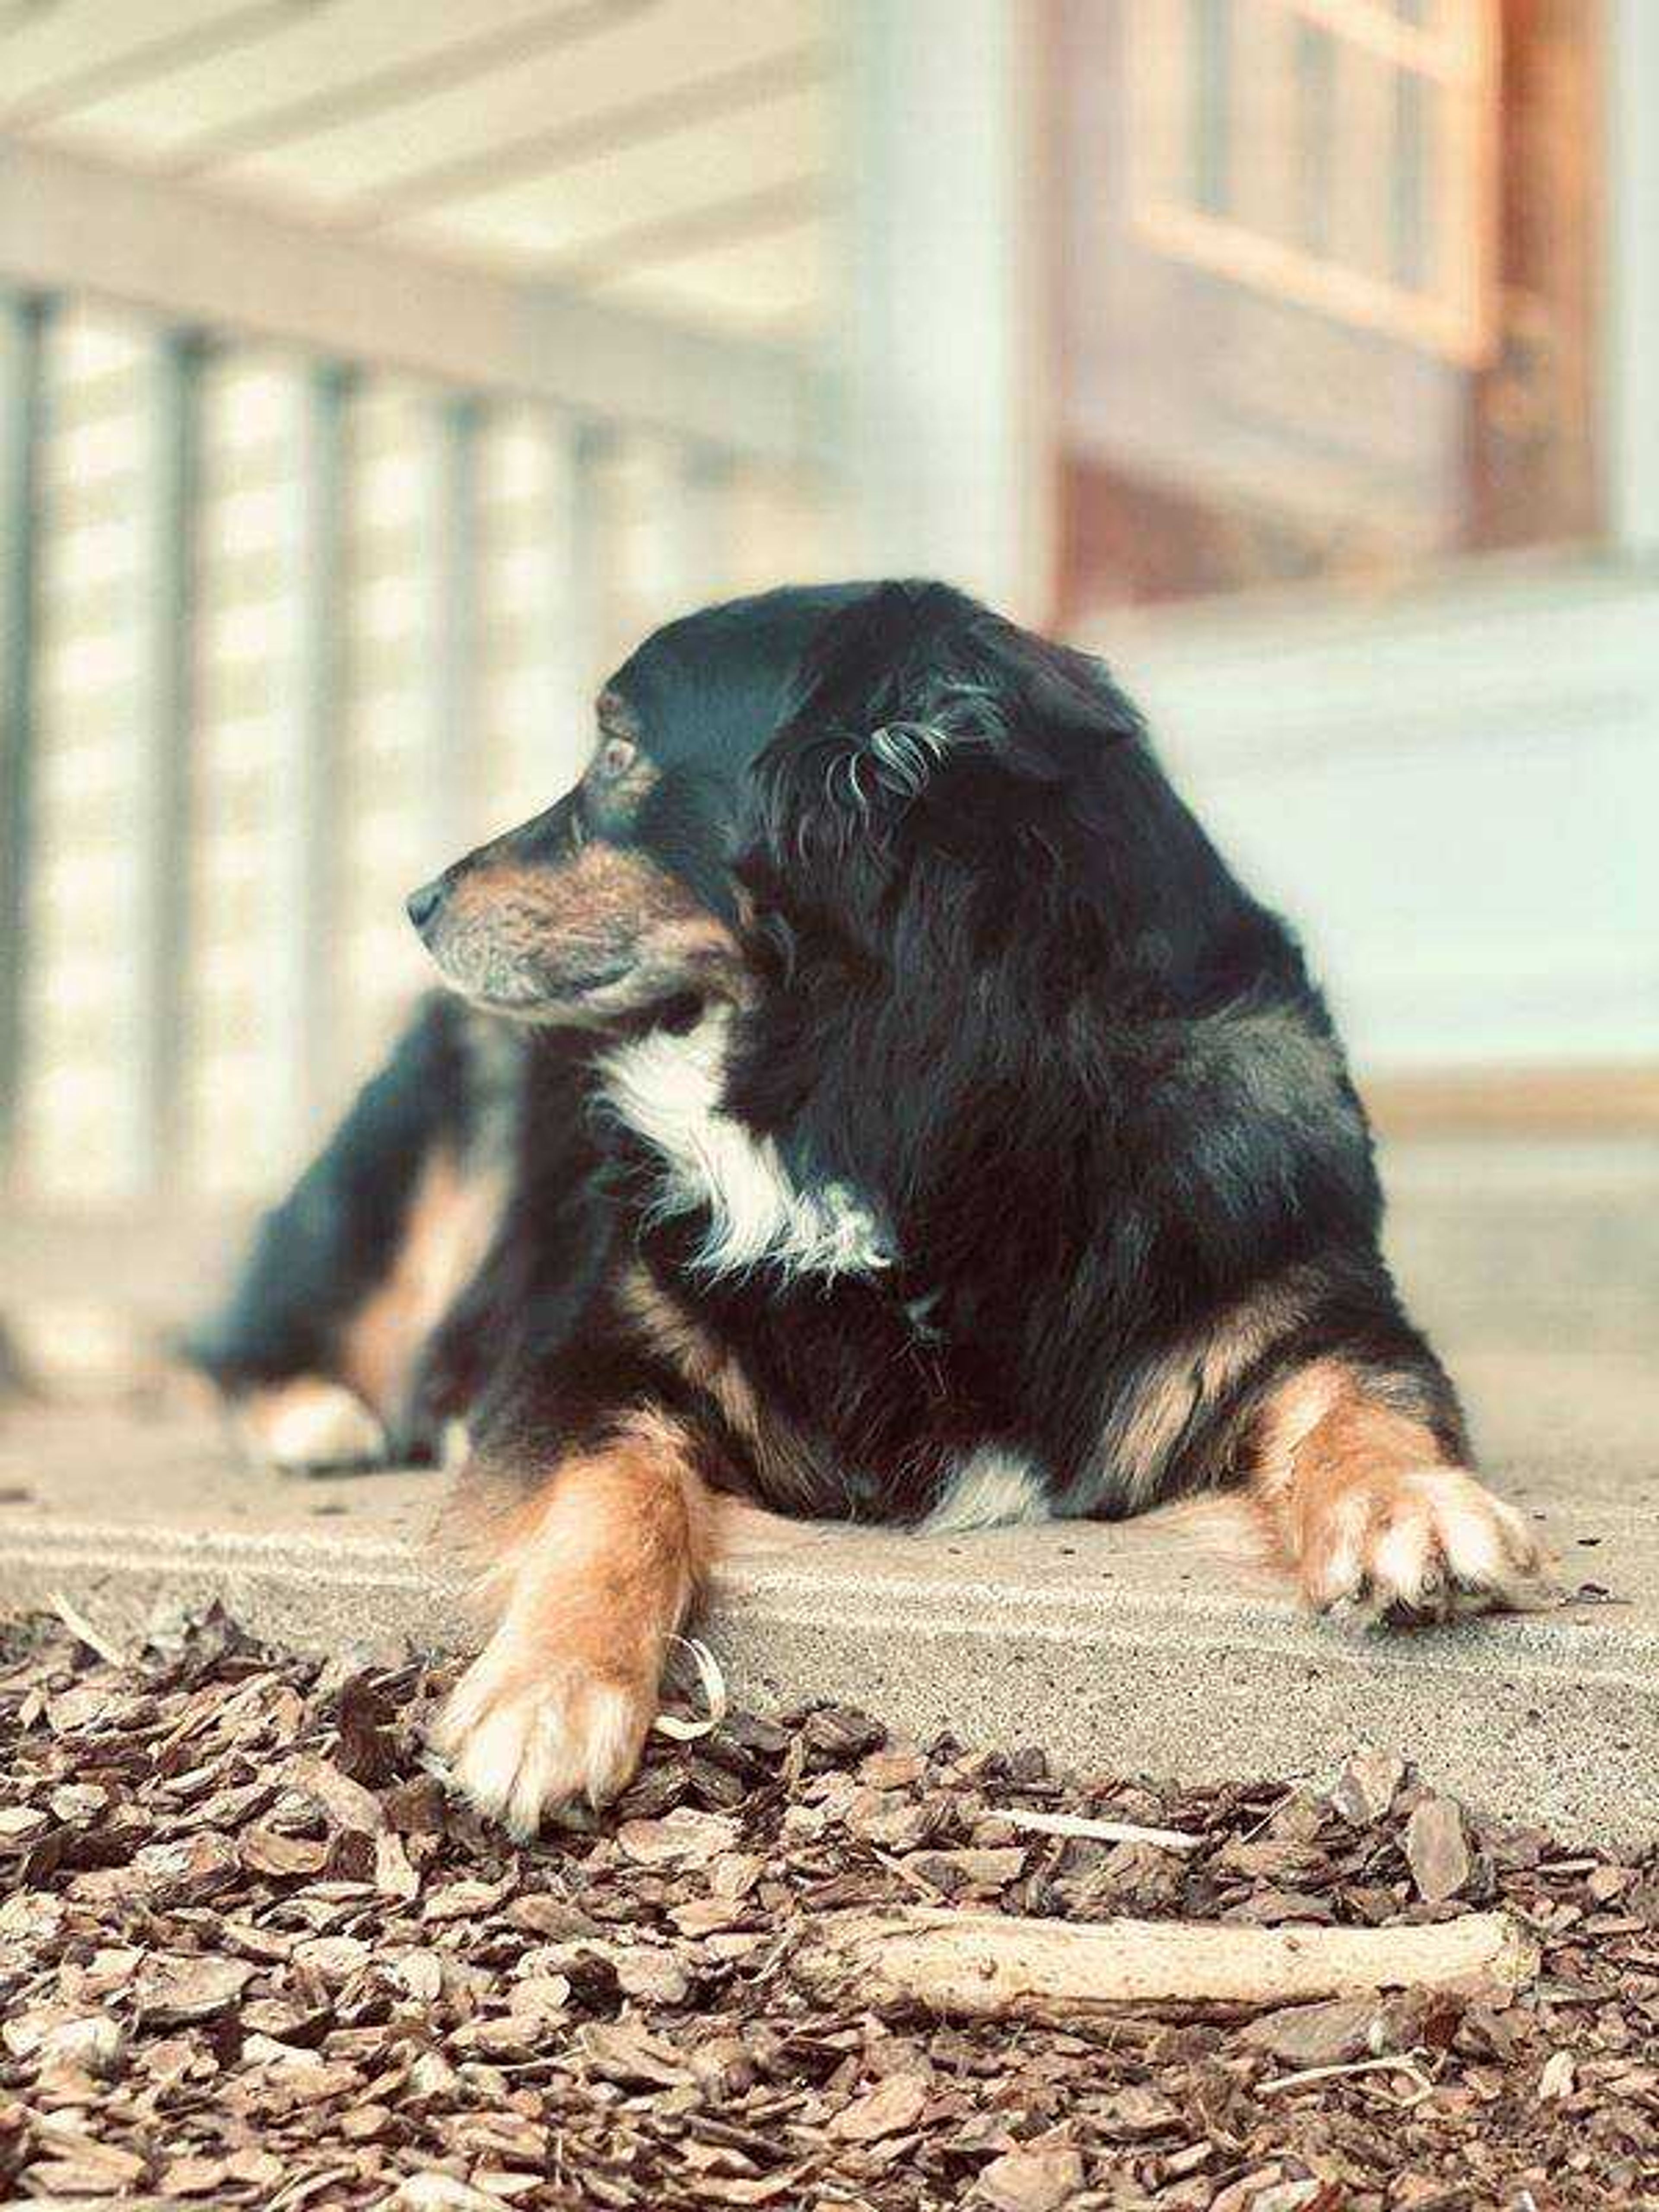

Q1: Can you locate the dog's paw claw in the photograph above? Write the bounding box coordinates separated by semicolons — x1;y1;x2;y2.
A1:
236;1378;387;1474
429;1646;653;1839
1305;1467;1558;1627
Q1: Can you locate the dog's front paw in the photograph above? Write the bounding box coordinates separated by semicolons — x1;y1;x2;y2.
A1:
1303;1466;1557;1625
235;1377;388;1473
429;1638;654;1839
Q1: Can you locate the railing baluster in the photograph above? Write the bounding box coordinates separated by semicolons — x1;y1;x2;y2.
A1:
662;439;734;619
426;391;481;860
0;288;48;1194
132;325;204;1194
274;358;352;1151
549;419;612;777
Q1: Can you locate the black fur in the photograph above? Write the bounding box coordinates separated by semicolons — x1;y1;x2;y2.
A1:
196;579;1464;1520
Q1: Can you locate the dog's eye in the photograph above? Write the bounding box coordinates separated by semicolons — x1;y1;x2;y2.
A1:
596;734;637;780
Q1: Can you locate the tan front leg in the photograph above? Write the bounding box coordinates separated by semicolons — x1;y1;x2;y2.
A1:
1248;1360;1556;1624
430;1410;716;1837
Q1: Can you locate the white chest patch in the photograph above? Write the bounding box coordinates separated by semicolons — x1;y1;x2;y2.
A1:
599;1013;893;1282
922;1446;1052;1535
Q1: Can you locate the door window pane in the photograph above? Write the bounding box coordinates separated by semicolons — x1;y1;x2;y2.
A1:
1054;0;1601;616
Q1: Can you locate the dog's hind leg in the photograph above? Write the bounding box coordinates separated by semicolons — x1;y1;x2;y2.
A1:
230;1375;390;1475
188;996;511;1471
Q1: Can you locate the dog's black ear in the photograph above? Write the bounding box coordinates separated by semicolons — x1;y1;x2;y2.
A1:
748;580;1112;876
745;580;1146;887
748;583;965;868
725;582;1284;1219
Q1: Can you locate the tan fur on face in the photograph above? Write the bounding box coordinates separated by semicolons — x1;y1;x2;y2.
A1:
340;1147;505;1421
437;845;744;1014
456;845;698;940
617;1265;827;1510
1246;1359;1556;1622
431;1410;718;1835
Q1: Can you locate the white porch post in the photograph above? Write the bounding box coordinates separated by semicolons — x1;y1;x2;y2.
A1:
272;360;353;1145
845;0;1049;620
0;289;47;1189
425;392;483;862
132;326;205;1192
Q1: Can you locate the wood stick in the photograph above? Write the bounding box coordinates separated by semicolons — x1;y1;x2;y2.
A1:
998;1807;1204;1853
790;1907;1536;2024
46;1589;128;1669
650;1635;728;1743
1259;2052;1435;2098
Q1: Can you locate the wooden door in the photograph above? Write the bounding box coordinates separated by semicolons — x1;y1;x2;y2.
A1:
1052;0;1601;621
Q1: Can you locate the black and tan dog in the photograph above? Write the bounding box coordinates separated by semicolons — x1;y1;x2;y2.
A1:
193;580;1554;1836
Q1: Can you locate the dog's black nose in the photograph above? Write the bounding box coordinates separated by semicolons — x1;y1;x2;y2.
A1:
406;878;445;934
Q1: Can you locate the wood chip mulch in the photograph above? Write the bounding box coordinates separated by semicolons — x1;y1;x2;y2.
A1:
0;1607;1656;2211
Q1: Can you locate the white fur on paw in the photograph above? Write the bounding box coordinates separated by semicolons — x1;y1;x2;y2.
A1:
429;1643;652;1840
237;1379;387;1473
1308;1468;1555;1626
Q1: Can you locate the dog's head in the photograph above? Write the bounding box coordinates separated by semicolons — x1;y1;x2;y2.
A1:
409;579;1241;1038
407;584;867;1025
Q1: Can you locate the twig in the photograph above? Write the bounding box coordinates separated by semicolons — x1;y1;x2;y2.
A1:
1259;2052;1434;2098
652;1636;728;1742
873;1848;954;1900
46;1589;128;1669
998;1806;1204;1853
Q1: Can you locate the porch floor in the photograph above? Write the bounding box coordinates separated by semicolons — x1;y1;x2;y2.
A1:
1;1141;1655;1843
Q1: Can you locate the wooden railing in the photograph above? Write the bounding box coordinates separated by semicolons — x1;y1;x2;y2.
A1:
0;143;840;1217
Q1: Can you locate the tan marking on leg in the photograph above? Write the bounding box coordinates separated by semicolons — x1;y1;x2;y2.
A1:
1102;1268;1316;1505
617;1264;826;1509
340;1147;505;1420
429;1409;717;1836
1248;1359;1556;1623
236;1376;386;1472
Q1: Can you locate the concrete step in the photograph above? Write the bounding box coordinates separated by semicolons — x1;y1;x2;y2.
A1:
1;1337;1654;1847
1;1139;1655;1844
